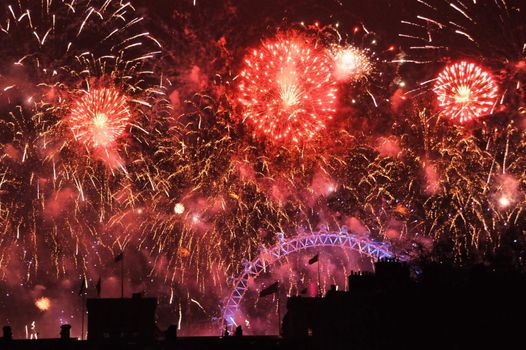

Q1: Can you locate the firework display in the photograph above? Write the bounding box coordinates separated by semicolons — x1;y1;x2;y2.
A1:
0;0;164;336
433;61;499;123
332;45;372;83
325;22;398;111
399;0;526;113
0;0;526;339
68;88;132;149
237;34;337;143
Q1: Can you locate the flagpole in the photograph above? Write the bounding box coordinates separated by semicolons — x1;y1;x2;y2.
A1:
317;251;321;297
259;282;281;335
81;291;86;340
277;284;281;336
120;254;124;298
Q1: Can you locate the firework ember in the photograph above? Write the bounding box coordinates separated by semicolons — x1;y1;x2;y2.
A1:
34;297;51;311
174;203;185;214
433;61;498;123
237;34;337;143
498;196;511;208
68;88;131;149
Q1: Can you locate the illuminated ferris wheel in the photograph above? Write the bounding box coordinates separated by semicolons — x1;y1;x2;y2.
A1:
221;225;405;330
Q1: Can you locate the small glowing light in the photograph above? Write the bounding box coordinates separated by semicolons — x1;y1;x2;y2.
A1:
499;196;511;208
35;297;51;311
93;113;109;128
278;78;302;108
174;203;185;214
192;215;199;223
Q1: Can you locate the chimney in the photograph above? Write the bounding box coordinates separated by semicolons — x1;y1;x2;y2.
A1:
2;326;12;341
165;325;177;342
60;324;71;340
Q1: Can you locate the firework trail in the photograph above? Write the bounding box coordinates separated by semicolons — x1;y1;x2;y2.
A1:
399;0;526;114
395;0;526;259
300;21;401;117
135;19;405;332
0;0;164;285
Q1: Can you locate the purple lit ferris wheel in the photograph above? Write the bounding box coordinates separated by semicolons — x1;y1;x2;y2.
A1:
221;225;405;331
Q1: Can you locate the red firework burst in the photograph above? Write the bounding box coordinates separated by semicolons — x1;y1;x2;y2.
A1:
433;61;498;123
68;88;131;149
237;34;337;143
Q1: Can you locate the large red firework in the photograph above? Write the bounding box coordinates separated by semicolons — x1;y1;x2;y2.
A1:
433;61;498;123
68;87;131;149
237;34;338;143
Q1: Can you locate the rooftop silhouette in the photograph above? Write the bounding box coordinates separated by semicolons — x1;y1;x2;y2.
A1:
2;259;526;349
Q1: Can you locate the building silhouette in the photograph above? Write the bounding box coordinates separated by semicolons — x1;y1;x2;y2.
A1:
1;259;526;349
86;293;156;342
282;258;526;349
